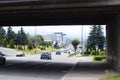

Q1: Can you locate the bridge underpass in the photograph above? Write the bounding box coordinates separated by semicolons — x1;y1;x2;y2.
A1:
0;0;120;78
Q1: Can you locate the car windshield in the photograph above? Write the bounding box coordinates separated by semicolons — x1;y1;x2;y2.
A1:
17;52;23;54
42;52;50;55
57;51;60;53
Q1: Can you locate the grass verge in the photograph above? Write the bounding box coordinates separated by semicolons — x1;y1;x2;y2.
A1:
100;75;120;80
69;53;77;57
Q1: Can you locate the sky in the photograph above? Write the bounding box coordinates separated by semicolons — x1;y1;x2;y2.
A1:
3;25;106;40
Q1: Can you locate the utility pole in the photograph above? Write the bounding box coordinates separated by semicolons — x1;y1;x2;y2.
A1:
81;25;83;45
35;26;37;54
81;25;84;53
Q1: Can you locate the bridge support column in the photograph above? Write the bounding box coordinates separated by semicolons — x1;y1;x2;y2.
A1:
107;15;120;71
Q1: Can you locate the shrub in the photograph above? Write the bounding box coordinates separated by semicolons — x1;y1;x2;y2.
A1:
69;53;77;57
93;56;105;61
84;50;90;56
99;51;105;56
91;49;96;55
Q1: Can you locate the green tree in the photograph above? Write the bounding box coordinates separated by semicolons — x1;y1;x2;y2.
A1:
33;35;44;47
28;42;34;51
14;31;21;46
14;27;28;50
0;27;6;46
20;27;28;46
53;41;59;49
71;39;80;52
27;35;44;47
9;39;15;48
87;25;105;50
6;26;16;45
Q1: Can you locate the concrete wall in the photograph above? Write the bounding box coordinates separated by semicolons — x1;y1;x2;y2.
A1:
106;15;120;71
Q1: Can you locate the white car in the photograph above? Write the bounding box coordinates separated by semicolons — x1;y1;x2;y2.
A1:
16;52;25;57
0;51;5;56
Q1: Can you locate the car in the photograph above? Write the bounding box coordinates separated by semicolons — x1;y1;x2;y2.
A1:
0;51;5;56
40;52;52;60
56;51;61;55
0;55;6;65
16;52;25;57
63;50;67;53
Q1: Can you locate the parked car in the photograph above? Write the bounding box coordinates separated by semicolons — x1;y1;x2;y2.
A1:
40;52;52;60
56;51;61;55
63;50;67;53
16;52;25;57
0;51;5;56
0;55;6;64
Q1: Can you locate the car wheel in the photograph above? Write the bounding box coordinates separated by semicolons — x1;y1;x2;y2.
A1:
0;59;6;65
2;59;6;65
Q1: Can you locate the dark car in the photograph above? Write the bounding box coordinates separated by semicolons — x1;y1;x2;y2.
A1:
56;51;61;55
0;51;5;56
0;55;6;65
40;52;52;60
16;52;25;57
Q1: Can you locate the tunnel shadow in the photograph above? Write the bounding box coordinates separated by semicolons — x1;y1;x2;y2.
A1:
72;62;108;73
0;59;74;78
0;59;109;78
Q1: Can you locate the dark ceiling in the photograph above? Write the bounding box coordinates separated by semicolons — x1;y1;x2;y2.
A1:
0;0;119;26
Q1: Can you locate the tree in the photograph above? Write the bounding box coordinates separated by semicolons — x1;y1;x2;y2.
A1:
33;35;44;47
14;27;28;50
14;31;22;47
87;25;105;50
53;41;59;49
0;27;6;46
9;39;15;48
20;27;28;46
27;35;44;47
6;26;16;45
27;42;34;51
71;39;80;52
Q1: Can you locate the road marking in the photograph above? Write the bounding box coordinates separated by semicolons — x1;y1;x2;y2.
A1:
61;61;78;80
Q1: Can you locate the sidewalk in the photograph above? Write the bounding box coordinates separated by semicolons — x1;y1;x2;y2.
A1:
63;57;106;80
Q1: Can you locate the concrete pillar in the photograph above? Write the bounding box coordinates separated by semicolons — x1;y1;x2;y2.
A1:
106;15;120;71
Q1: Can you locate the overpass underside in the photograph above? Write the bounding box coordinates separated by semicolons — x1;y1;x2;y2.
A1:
0;0;120;70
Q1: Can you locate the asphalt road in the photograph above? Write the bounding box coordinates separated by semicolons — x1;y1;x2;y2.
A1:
0;49;79;80
0;48;108;80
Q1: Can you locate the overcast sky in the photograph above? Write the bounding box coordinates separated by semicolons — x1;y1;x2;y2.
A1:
3;25;106;40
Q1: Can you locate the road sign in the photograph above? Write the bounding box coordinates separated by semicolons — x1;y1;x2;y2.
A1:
103;44;106;48
103;44;106;50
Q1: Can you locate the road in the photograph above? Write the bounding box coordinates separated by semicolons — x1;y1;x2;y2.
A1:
0;48;107;80
0;48;79;80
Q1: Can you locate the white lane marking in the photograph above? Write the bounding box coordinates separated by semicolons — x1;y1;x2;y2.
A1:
61;61;78;80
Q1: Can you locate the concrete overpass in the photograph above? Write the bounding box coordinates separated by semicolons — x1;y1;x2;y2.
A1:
0;0;120;71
